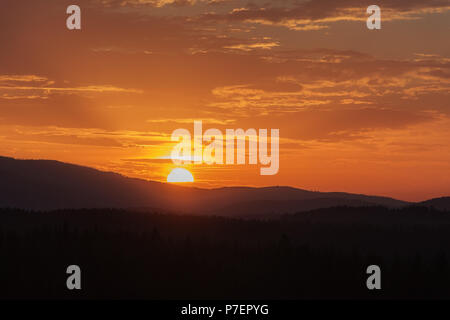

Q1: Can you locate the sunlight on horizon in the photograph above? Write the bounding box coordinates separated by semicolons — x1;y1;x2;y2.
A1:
167;168;194;183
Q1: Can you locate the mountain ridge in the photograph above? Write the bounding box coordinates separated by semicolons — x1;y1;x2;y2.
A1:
1;155;443;215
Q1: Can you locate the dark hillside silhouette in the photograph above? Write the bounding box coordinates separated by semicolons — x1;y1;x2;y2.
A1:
0;156;410;215
1;156;450;299
1;206;450;299
419;197;450;211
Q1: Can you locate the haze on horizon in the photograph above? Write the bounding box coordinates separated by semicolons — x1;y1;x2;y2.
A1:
0;0;449;202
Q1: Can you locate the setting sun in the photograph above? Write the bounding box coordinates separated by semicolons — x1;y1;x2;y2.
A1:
167;168;194;183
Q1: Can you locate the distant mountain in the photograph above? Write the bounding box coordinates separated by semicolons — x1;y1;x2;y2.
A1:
419;197;450;211
0;156;415;215
210;198;404;217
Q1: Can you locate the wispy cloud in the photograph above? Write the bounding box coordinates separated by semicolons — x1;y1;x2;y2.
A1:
147;118;236;125
0;74;143;100
196;0;450;31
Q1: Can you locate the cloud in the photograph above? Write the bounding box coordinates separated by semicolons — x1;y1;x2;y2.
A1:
0;74;143;100
196;0;450;30
94;0;217;8
223;41;280;51
0;125;171;148
147;118;236;125
0;75;48;82
0;85;143;94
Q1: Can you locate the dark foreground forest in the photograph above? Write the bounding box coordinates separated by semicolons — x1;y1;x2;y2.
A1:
1;206;450;299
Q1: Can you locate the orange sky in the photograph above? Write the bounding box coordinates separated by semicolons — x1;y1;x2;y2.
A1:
0;0;449;201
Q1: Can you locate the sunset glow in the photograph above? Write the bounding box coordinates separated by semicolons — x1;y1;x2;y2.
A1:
0;0;449;201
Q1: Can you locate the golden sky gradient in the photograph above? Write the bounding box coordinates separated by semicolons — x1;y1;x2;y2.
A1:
0;0;449;201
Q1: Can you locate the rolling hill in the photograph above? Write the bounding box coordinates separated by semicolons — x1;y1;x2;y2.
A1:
418;197;450;211
0;156;418;215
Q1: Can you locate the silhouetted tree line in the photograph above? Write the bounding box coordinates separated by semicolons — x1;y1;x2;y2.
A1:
0;206;449;299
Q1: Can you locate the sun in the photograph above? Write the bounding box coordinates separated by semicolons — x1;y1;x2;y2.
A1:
167;168;194;183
